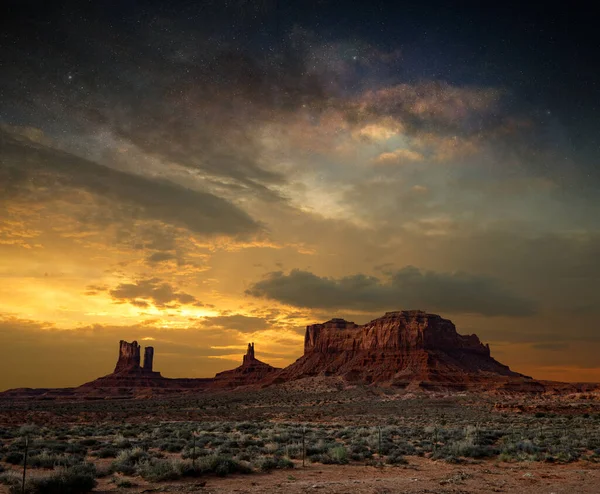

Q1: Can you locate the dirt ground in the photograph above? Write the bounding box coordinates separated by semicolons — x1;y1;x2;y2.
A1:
32;457;600;494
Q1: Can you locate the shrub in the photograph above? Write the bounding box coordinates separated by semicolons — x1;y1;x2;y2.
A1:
4;452;24;465
328;446;349;464
159;441;185;453
385;453;408;465
256;456;294;472
199;455;252;477
116;479;137;488
3;463;96;494
27;451;62;469
136;459;183;482
111;447;149;475
181;446;209;460
94;447;119;459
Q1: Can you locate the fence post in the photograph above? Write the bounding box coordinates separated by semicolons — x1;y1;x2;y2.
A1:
21;435;28;494
302;426;306;468
378;426;382;457
192;432;196;469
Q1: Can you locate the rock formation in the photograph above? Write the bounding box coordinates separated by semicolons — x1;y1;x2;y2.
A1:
143;347;154;372
78;340;211;394
212;342;280;388
270;310;530;389
4;311;599;400
114;340;141;373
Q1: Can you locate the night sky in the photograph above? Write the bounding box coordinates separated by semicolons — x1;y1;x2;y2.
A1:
1;1;599;389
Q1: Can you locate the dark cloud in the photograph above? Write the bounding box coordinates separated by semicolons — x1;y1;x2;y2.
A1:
1;9;329;199
246;266;537;317
97;278;202;309
146;252;177;264
200;314;269;333
0;129;260;237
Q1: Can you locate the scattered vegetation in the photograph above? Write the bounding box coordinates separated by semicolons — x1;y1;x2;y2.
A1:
0;389;598;487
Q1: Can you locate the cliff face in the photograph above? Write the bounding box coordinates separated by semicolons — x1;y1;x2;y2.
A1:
273;310;525;388
304;312;490;356
212;343;280;388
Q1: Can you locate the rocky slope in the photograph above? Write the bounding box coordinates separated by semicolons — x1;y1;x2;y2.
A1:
212;343;280;388
269;310;536;390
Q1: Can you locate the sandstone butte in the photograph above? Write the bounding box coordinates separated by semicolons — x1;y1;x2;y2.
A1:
212;342;280;388
1;310;598;399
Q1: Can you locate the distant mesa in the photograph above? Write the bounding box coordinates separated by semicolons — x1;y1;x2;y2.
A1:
268;310;539;391
1;310;598;400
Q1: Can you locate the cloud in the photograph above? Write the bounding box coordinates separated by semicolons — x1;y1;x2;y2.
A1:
101;278;202;309
146;252;177;264
200;314;269;333
246;266;537;317
0;129;260;237
372;148;424;166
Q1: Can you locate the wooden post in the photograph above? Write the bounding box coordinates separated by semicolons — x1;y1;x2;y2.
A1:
378;426;382;457
192;433;196;469
302;426;306;468
21;435;28;494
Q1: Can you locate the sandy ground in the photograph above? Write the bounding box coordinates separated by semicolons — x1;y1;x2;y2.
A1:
5;457;590;494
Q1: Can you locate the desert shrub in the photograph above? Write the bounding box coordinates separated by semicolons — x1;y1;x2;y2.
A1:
111;447;149;475
65;443;87;455
0;471;21;488
256;456;294;472
4;452;24;465
37;441;68;453
159;440;185;453
0;463;5;474
328;446;349;464
3;463;96;494
93;447;119;458
113;435;132;449
116;479;137;488
27;451;62;468
312;446;349;465
284;443;303;459
199;455;252;477
181;446;210;460
136;459;183;482
385;453;408;465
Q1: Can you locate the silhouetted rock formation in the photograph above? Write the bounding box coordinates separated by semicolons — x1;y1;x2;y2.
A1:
114;340;141;373
2;313;599;400
270;310;530;389
78;340;212;394
212;342;280;388
143;347;154;372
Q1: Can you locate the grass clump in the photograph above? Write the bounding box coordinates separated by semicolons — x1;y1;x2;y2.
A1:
256;456;294;472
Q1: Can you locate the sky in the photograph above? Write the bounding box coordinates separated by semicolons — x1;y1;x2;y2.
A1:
1;1;599;390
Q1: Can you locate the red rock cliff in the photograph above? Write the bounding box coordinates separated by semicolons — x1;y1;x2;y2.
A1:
273;310;525;388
